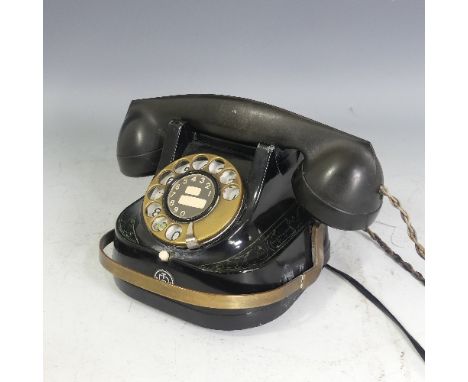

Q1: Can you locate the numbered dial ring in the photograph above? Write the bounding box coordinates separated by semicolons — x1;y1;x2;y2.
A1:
165;172;219;222
142;153;243;247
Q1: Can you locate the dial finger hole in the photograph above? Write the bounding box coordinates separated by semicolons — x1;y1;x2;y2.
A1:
220;170;237;184
175;160;190;174
148;186;164;200
159;171;175;185
209;159;225;174
192;155;209;170
222;185;240;201
146;202;162;217
152;216;168;232
165;224;182;241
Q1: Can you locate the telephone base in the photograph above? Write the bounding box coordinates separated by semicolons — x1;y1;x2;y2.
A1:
99;219;330;329
114;277;304;330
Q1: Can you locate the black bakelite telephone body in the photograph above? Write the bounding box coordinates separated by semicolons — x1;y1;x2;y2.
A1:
99;95;384;330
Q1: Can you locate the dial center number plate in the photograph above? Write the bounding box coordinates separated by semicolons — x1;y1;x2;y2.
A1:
166;172;217;221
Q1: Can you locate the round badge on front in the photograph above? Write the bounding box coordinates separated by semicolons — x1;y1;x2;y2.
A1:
142;153;243;248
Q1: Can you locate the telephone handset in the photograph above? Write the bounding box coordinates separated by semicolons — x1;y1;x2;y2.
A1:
117;94;383;230
100;95;423;358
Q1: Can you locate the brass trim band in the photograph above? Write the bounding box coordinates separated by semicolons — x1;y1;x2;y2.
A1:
99;224;325;310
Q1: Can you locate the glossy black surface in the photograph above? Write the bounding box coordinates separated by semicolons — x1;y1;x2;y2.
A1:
117;95;384;229
112;117;331;328
114;125;330;294
114;278;304;330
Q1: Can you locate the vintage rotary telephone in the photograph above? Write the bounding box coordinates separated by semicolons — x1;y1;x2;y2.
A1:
99;95;425;359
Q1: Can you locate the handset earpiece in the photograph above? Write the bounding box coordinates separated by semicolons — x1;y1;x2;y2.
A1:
117;94;383;229
292;138;383;230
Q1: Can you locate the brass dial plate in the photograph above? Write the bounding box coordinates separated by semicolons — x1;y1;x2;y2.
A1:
142;153;243;247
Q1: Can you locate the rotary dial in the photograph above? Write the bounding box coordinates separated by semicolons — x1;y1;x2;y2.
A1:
142;153;243;248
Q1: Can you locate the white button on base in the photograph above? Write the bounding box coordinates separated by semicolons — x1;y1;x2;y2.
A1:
158;250;170;262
